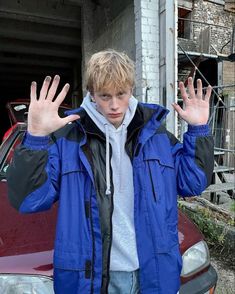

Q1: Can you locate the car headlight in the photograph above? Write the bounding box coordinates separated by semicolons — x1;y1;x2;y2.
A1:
181;240;210;277
0;274;54;294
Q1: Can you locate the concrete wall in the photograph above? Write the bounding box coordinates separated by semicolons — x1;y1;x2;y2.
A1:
82;2;135;96
82;0;162;104
92;4;135;60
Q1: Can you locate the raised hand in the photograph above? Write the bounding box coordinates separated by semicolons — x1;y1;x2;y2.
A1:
172;77;212;125
28;75;80;136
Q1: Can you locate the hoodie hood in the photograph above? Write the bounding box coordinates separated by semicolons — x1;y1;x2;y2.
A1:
80;92;138;133
81;92;138;195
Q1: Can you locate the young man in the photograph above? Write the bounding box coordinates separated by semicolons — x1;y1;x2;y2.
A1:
7;50;214;294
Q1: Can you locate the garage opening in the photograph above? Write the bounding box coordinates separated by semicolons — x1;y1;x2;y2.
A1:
0;0;82;141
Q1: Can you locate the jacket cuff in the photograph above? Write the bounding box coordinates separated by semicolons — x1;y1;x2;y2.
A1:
23;132;50;150
187;124;211;136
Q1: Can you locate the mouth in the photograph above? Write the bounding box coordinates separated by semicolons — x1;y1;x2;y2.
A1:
108;113;122;118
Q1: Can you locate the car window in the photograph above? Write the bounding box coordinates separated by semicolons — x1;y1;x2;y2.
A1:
0;132;24;176
8;103;69;123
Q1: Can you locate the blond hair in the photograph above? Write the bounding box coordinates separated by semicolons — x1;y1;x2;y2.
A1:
86;49;135;94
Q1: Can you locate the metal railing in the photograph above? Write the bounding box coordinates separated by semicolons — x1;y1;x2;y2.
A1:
177;84;235;169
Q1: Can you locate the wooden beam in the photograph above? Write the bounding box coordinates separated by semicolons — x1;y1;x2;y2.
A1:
0;37;81;58
0;0;82;28
0;19;81;46
0;56;77;69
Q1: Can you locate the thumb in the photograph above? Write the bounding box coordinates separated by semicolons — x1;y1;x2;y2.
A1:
62;114;80;124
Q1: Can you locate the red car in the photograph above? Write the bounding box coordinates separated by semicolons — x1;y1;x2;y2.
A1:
0;123;218;293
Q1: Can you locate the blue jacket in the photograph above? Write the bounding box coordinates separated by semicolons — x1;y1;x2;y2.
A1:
7;103;214;294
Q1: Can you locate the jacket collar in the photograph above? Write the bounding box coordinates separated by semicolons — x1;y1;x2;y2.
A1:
65;102;169;139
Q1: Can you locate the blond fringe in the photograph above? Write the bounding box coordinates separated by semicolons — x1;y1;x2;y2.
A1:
86;49;135;94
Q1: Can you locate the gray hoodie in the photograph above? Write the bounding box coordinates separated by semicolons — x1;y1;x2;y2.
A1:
81;93;139;271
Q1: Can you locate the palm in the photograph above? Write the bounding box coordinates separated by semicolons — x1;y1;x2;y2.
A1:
28;75;79;136
173;78;212;125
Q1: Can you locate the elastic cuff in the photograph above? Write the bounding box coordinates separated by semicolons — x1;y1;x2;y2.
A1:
187;124;211;136
23;132;50;150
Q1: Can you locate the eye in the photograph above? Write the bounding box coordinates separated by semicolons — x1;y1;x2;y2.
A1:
100;94;110;100
117;92;125;97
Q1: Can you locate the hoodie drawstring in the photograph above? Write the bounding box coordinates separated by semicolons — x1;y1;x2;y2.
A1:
105;124;111;195
119;124;125;192
105;124;126;195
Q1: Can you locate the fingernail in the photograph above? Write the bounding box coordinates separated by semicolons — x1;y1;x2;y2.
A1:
55;75;60;80
45;76;51;82
31;81;36;86
65;83;70;90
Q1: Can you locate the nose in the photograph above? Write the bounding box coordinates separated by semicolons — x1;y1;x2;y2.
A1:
110;97;119;111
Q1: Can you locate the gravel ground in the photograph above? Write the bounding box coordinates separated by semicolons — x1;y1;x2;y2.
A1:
210;251;235;294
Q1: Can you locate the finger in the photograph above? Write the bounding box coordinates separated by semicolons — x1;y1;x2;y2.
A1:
196;79;202;99
172;103;185;118
188;77;195;99
39;76;52;100
46;75;60;101
54;83;70;106
61;114;80;125
30;81;37;101
179;81;188;101
204;85;212;102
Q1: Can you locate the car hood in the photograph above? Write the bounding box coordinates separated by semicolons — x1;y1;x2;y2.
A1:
0;180;204;275
0;250;54;276
0;181;57;276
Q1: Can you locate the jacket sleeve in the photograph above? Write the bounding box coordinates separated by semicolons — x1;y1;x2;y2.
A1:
169;124;214;197
7;132;60;213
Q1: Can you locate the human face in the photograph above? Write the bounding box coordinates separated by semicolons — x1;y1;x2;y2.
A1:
92;87;132;128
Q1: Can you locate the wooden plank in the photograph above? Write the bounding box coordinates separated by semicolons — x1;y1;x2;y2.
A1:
214;150;225;155
213;166;235;173
203;182;234;193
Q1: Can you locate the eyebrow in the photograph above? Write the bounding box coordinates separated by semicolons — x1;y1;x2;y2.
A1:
99;93;111;96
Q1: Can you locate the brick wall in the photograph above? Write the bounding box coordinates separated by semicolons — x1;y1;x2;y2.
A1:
134;0;159;103
223;61;235;91
192;0;234;55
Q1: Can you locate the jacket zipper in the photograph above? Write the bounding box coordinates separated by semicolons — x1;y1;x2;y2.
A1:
84;133;113;293
82;143;96;294
105;193;114;293
147;161;157;202
89;197;95;294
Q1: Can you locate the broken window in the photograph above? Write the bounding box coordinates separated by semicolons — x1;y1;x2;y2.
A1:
178;8;192;39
